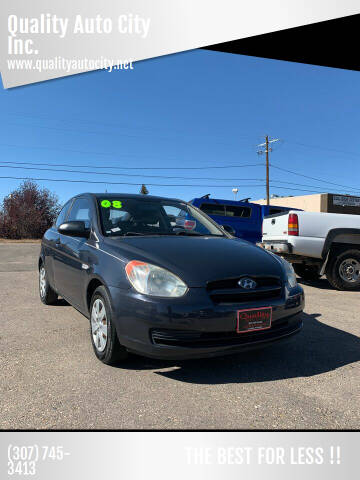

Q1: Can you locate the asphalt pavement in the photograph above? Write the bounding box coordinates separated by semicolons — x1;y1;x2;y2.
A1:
1;243;359;429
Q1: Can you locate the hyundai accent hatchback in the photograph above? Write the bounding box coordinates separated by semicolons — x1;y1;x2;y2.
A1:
39;193;304;364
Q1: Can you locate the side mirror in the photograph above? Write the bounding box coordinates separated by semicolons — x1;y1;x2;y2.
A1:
221;224;236;236
58;221;90;238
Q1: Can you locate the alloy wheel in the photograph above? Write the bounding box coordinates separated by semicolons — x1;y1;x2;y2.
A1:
91;298;108;352
39;267;46;298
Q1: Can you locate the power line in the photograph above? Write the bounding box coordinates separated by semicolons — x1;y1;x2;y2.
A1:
0;160;358;193
286;139;360;158
0;175;355;194
1;111;257;143
0;161;358;192
0;159;263;171
0;137;262;162
270;179;359;192
267;185;340;193
8;110;360;158
0;163;266;182
5;120;255;150
0;141;181;161
270;164;360;193
0;175;267;188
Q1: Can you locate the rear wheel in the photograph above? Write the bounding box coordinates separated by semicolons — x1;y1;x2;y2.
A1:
90;286;128;365
293;263;320;282
326;249;360;291
39;264;58;305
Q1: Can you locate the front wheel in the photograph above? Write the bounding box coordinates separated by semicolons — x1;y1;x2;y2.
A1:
325;249;360;291
90;286;128;365
293;263;320;282
39;264;58;305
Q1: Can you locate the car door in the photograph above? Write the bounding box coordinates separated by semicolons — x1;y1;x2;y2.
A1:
44;199;72;288
53;197;92;310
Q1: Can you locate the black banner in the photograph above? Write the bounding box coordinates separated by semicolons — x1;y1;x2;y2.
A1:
204;14;360;71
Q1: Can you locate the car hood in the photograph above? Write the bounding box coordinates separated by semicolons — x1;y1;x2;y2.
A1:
102;236;284;287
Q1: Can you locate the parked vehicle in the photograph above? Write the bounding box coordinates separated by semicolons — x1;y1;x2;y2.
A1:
39;193;304;364
190;196;299;243
260;210;360;290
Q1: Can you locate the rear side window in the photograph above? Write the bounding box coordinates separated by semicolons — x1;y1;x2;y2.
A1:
200;203;251;218
67;198;92;228
225;205;251;218
269;208;283;215
200;203;226;216
55;200;72;227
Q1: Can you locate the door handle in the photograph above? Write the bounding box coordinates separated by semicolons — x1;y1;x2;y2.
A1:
55;238;61;245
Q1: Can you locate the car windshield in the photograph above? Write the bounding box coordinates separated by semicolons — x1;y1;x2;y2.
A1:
97;197;227;237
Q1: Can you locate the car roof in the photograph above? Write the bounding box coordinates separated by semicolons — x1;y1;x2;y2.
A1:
73;192;185;203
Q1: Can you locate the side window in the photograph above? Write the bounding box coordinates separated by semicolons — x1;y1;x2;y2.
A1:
269;208;283;215
55;200;72;227
162;204;208;234
200;203;226;216
225;206;252;218
199;203;251;218
67;198;92;229
163;205;183;225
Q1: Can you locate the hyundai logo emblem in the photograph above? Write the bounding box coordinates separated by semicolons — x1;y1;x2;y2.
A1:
238;278;257;289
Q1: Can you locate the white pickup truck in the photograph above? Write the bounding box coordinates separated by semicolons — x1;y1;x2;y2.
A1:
260;210;360;290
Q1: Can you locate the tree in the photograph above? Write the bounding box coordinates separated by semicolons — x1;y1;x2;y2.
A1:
0;180;61;239
140;184;149;195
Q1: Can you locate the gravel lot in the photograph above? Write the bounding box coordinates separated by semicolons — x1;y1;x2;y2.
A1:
1;243;359;430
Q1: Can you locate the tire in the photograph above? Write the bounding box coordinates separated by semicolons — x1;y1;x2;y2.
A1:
39;263;58;305
293;263;320;282
89;286;128;365
325;249;360;291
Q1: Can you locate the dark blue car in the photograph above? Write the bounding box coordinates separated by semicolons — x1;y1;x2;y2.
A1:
190;196;299;244
39;193;304;364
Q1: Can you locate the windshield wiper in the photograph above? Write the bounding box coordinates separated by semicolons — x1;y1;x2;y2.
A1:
176;231;225;237
174;230;207;236
122;232;146;236
116;231;223;237
121;232;174;236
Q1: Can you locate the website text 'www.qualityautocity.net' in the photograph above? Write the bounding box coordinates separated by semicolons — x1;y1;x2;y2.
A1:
6;56;134;73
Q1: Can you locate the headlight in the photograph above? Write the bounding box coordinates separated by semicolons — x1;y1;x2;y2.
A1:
280;257;297;288
125;260;188;297
268;252;297;288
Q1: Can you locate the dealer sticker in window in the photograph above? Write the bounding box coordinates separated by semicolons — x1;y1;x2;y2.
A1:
101;200;122;209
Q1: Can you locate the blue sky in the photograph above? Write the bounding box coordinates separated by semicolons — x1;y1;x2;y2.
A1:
0;49;359;205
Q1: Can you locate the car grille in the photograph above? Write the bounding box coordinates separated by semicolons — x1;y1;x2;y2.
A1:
151;318;297;348
206;276;282;304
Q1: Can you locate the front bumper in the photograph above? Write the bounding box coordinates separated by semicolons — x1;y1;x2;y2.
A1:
109;284;304;360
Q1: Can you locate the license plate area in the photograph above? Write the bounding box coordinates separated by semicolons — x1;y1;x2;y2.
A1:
264;243;289;253
236;307;272;333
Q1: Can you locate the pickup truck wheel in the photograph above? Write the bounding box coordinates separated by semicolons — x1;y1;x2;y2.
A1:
293;264;320;281
326;249;360;291
90;286;128;365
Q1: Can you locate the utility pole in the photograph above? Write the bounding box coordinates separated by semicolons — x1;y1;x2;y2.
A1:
257;136;279;205
265;135;269;205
